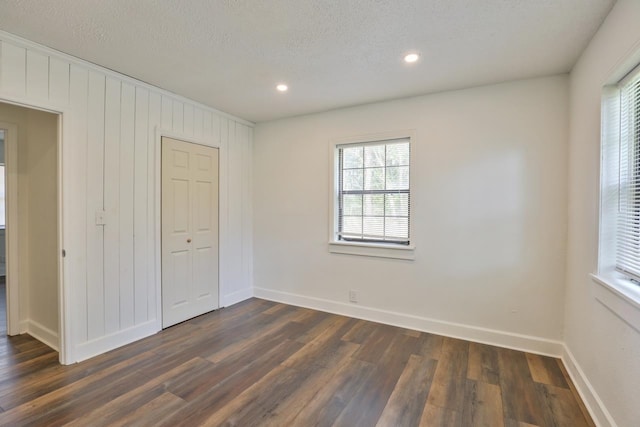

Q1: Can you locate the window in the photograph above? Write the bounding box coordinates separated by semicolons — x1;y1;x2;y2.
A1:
616;71;640;280
595;61;640;331
329;132;415;260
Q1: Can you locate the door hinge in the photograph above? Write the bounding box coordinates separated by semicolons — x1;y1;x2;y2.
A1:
62;249;66;258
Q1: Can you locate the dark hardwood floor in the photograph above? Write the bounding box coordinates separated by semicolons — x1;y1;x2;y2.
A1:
0;298;593;426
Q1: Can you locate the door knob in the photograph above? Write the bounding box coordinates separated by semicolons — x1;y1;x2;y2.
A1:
187;238;192;243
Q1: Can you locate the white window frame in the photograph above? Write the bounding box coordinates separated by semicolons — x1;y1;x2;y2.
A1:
328;130;416;260
595;60;640;332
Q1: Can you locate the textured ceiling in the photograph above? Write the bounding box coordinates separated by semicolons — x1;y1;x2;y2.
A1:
0;0;615;122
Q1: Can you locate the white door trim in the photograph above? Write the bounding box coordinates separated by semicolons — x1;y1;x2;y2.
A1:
0;95;71;364
154;128;221;331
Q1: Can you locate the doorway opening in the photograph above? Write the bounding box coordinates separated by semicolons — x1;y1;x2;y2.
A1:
0;102;60;353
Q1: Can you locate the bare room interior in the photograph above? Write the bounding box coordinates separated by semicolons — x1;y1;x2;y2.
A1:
0;1;637;426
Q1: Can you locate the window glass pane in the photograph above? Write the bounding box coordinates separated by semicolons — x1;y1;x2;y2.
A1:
385;217;409;239
342;194;362;216
364;167;385;190
363;194;384;216
343;169;363;190
385;193;408;217
343;216;362;235
386;143;410;166
386;166;409;190
342;146;363;169
363;217;384;236
364;145;385;167
337;138;410;244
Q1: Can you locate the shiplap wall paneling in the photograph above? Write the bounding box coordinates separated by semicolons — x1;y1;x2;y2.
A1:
219;118;230;305
183;104;194;137
172;101;184;134
86;71;106;341
68;64;89;345
239;124;252;296
161;96;173;131
194;108;204;140
104;77;122;335
134;87;150;325
147;92;161;321
227;121;244;297
0;42;26;97
49;58;70;105
25;50;48;100
119;83;136;331
204;110;213;141
245;127;254;292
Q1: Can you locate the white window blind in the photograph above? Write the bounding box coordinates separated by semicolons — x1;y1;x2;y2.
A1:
617;71;640;280
336;138;410;244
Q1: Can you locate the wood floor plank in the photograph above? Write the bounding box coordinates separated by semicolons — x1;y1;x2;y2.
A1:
107;392;186;427
333;333;419;426
287;358;373;426
414;333;444;360
536;383;592;427
403;328;422;338
526;353;569;389
341;319;379;344
352;324;399;364
253;341;360;426
467;342;500;385
171;334;306;402
197;339;360;426
282;317;357;370
462;379;505;427
497;348;547;426
262;302;289;315
155;340;305;426
294;311;340;344
426;337;469;410
0;351;161;425
505;419;539;427
419;404;462;427
207;305;311;363
376;354;437;427
556;356;596;427
63;358;202;426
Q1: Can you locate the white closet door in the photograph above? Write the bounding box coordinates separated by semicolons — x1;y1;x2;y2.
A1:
162;137;219;328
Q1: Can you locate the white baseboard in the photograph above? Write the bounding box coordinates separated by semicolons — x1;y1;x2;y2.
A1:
253;287;564;357
74;320;158;363
561;345;617;427
22;319;59;351
222;287;253;307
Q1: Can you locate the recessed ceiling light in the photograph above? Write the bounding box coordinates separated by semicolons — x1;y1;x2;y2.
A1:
404;53;419;63
276;84;288;92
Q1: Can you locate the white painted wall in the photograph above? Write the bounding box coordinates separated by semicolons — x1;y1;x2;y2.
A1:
565;1;640;426
253;75;569;353
0;31;254;363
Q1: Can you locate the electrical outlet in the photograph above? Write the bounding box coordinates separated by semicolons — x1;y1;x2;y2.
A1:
349;290;358;303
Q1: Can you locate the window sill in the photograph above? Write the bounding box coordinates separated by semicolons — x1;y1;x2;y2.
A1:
329;241;415;260
590;272;640;332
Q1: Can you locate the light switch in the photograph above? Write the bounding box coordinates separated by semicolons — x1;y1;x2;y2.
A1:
95;210;106;226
